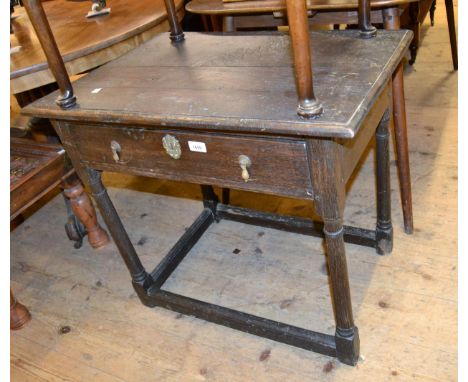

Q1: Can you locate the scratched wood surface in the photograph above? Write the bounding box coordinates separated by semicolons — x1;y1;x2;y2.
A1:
10;0;184;94
22;30;411;138
10;2;457;381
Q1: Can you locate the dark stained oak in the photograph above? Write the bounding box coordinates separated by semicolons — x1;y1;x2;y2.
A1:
65;125;314;199
19;4;411;361
23;31;413;138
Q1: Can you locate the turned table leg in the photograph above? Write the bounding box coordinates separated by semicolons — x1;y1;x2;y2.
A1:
83;168;153;302
375;110;394;253
308;140;359;366
10;289;31;330
201;185;219;217
383;8;414;234
62;173;110;249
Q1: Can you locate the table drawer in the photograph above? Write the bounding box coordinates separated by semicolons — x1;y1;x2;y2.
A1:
67;124;313;199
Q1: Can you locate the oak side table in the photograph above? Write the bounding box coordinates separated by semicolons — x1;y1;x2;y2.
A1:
23;28;412;365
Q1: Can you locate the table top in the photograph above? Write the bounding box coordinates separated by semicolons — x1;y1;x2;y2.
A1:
10;0;184;93
186;0;419;15
23;30;412;139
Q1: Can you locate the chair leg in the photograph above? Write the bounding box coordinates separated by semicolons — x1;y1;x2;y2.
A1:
83;168;154;304
308;139;359;366
445;0;458;70
383;8;414;234
62;173;110;249
221;188;230;205
430;0;436;26
392;63;414;234
10;289;31;330
408;2;420;65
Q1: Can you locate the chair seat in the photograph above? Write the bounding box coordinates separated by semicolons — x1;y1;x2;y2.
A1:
10;138;75;220
23;30;411;138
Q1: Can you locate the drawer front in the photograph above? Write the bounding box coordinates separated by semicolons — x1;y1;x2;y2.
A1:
67;124;313;199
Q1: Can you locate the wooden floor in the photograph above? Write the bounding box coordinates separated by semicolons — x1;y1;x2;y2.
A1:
11;3;457;381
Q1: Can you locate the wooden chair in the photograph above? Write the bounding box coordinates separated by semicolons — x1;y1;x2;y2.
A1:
187;0;457;70
401;0;457;69
186;0;457;233
21;0;412;364
10;137;110;329
186;0;420;234
10;289;31;330
11;137;109;249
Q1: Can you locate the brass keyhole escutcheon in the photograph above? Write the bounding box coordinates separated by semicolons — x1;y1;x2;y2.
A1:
238;155;252;182
162;134;182;159
110;140;121;162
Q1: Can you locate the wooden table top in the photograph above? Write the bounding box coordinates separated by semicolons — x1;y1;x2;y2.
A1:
10;0;184;94
186;0;419;15
23;30;412;139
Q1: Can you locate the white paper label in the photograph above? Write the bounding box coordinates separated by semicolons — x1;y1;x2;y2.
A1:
188;141;207;153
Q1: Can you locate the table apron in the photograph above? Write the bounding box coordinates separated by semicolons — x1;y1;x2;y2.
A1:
64;123;315;200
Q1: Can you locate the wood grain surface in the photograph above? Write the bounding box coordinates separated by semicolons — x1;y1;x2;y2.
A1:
67;124;314;199
23;30;412;138
10;0;184;93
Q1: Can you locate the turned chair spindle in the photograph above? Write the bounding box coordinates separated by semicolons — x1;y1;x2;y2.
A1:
22;0;375;119
23;0;76;109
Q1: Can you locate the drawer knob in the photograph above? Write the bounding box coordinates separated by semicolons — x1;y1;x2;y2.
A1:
238;155;252;182
162;134;182;159
110;140;121;162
